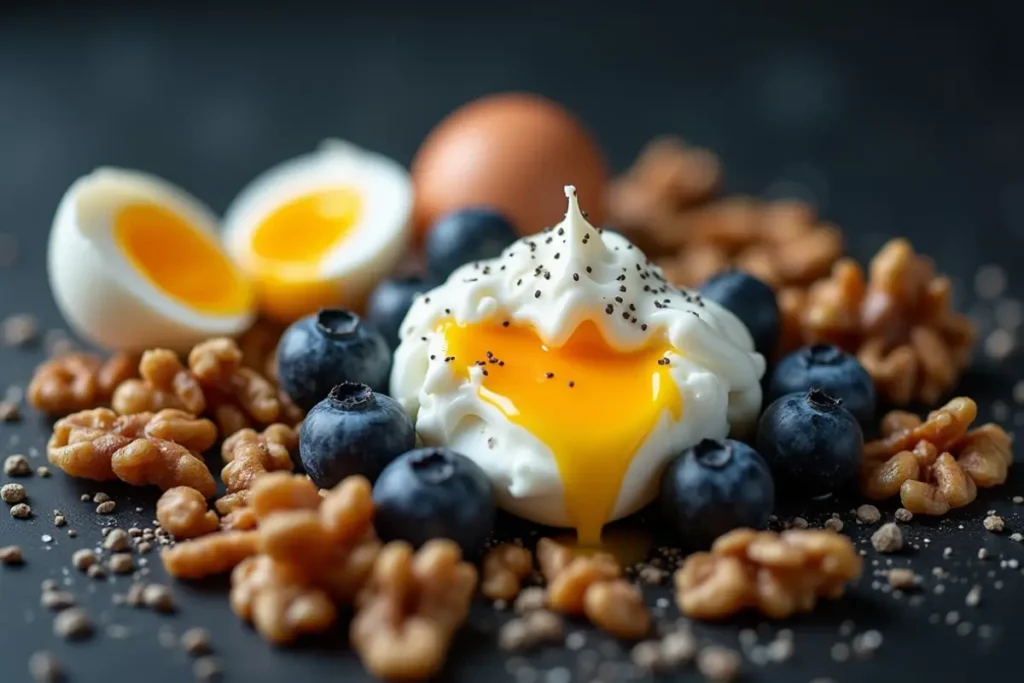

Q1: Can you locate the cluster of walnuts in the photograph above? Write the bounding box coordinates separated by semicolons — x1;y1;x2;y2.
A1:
608;140;976;407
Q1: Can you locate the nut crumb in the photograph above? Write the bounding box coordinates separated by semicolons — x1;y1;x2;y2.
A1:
513;586;548;614
1;545;24;565
93;492;110;504
53;608;92;640
96;501;116;515
480;543;533;601
181;627;213;655
72;549;96;571
109;553;134;574
856;504;881;524
86;564;106;579
4;454;31;476
966;585;982;607
10;502;32;519
823;517;844;533
1;482;26;504
0;400;20;422
142;584;175;613
157;487;219;540
2;313;38;347
871;523;903;553
28;651;63;683
192;656;225;683
41;591;76;610
1011;533;1023;543
887;568;919;589
851;629;883;657
104;529;130;552
978;548;990;560
696;645;742;682
498;610;564;651
36;466;51;478
53;515;66;527
983;515;1005;532
895;508;913;522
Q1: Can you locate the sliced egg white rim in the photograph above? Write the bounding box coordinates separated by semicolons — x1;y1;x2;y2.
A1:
222;139;413;280
52;167;254;333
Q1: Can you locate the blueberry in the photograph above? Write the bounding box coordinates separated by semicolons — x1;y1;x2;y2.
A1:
299;383;415;487
276;309;391;411
373;447;496;558
768;344;876;427
659;439;774;551
756;389;863;498
425;208;519;278
365;275;433;350
698;270;780;358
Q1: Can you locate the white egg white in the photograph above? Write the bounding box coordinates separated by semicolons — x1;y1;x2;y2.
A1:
48;168;255;353
222;139;413;313
391;186;765;530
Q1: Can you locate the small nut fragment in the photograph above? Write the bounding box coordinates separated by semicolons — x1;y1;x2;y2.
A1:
96;501;116;515
983;515;1005;532
0;545;24;565
28;651;63;683
157;487;219;540
871;523;904;553
582;579;651;640
181;627;213;655
696;645;742;682
10;503;32;519
104;529;130;551
53;608;93;640
498;610;564;651
1;483;26;504
109;553;134;574
887;568;919;590
161;531;260;579
141;584;176;613
4;454;31;476
856;505;881;524
675;528;862;620
72;549;96;571
481;544;533;601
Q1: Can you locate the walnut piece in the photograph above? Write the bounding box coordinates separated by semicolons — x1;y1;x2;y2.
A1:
28;352;139;416
162;531;261;579
861;397;1012;515
47;408;217;496
189;338;280;435
112;349;205;415
674;528;862;620
157;487;219;539
536;538;651;639
351;539;477;681
481;544;533;601
221;425;297;496
799;240;975;405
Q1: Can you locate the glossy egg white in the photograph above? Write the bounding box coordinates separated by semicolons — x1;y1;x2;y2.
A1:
48;168;256;353
222;139;414;322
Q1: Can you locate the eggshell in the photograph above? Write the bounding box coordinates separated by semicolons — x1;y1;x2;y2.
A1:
411;93;609;237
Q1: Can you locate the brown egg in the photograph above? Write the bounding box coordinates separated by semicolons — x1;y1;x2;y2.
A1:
412;92;609;238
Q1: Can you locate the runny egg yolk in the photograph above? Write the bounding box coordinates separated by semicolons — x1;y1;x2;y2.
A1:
442;319;683;546
247;188;363;322
114;203;251;315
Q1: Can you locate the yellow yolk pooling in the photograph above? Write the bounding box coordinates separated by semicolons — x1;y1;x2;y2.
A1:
114;203;251;315
442;320;683;546
250;188;362;264
247;189;363;322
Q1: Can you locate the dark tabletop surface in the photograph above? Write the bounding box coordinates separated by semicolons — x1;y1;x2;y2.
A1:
3;1;1024;681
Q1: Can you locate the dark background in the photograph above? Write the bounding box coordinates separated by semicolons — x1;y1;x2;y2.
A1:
2;2;1024;681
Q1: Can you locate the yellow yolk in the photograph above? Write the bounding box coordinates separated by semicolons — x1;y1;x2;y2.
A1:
442;319;683;546
247;188;363;322
114;203;251;315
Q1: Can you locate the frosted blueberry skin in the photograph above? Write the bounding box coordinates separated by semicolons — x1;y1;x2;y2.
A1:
699;269;780;359
659;438;774;551
298;382;415;487
372;447;496;559
276;308;391;411
425;207;519;279
768;344;876;428
756;388;864;498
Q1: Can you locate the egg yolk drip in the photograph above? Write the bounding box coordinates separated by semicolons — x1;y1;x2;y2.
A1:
248;189;363;322
442;320;683;546
114;203;251;315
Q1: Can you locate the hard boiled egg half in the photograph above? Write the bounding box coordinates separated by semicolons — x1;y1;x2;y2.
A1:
223;140;414;323
49;168;256;353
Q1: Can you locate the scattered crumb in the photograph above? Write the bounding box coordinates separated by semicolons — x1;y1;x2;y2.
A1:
72;549;96;571
181;627;213;655
696;646;741;682
831;642;851;662
10;503;32;519
93;492;111;504
983;515;1005;533
53;515;65;527
36;467;51;478
1;482;26;504
871;523;903;553
109;553;134;574
1013;496;1023;504
126;583;146;607
824;517;844;533
497;610;564;651
788;516;809;529
856;505;881;524
28;651;62;683
966;585;982;607
0;401;19;422
193;657;224;682
943;547;953;559
79;494;90;502
41;590;76;611
1;313;38;347
142;584;175;613
887;568;919;590
513;586;548;614
1011;533;1023;543
895;508;913;522
53;608;92;640
137;541;153;554
638;565;668;585
851;630;883;657
96;501;116;515
86;564;106;580
0;545;24;565
104;529;130;552
4;454;31;476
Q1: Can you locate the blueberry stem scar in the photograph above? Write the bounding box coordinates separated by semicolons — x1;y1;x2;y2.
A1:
807;387;843;412
693;438;733;468
327;382;374;410
316;309;361;339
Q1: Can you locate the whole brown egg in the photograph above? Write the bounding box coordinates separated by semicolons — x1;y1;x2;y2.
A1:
411;92;609;238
